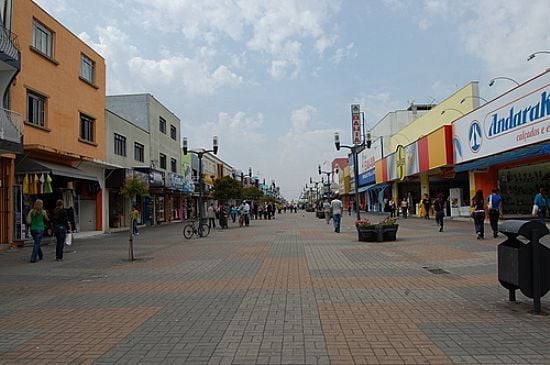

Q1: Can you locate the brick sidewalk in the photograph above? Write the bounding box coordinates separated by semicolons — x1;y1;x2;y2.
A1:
0;212;549;364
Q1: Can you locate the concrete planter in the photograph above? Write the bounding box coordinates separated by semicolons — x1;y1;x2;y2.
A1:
356;224;399;242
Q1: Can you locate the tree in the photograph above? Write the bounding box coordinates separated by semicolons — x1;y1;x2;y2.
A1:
242;186;264;202
120;177;149;261
212;176;243;203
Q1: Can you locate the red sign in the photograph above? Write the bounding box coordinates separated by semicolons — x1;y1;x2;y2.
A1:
351;104;361;144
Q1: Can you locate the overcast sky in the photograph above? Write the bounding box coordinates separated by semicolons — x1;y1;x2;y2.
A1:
35;0;549;200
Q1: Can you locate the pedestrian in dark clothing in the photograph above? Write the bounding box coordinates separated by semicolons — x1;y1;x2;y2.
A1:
434;194;445;232
422;194;431;220
51;199;69;261
471;189;486;239
488;188;502;238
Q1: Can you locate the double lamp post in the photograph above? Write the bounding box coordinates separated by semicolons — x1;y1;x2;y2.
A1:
182;136;219;222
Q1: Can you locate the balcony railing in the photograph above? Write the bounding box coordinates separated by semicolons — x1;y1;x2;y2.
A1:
0;26;19;62
0;107;22;143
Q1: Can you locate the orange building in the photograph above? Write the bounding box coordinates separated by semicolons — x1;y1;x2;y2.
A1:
0;0;22;247
7;0;107;243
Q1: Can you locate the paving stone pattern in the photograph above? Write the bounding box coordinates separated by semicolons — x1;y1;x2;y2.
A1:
0;213;549;364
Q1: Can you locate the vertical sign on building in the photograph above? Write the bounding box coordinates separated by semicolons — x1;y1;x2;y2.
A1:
351;104;361;145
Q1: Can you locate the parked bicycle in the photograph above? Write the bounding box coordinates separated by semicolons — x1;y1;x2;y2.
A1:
183;219;210;239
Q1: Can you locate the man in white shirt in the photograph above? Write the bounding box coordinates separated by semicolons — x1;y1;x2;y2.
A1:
243;201;251;226
330;194;343;233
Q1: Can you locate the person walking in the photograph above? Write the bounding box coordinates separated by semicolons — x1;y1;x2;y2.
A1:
389;198;397;218
26;199;49;263
330;194;343;233
131;206;140;235
230;205;237;223
322;199;331;224
488;188;502;237
400;197;408;219
422;194;431;220
207;203;216;229
533;187;548;224
471;189;486;239
434;194;445;232
51;199;69;261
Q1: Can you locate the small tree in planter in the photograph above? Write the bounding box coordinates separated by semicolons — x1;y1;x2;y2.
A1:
355;216;399;242
120;177;149;261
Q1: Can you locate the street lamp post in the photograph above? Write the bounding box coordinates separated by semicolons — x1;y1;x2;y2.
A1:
318;164;333;197
240;167;253;187
488;76;520;87
183;136;219;222
527;51;550;61
334;132;363;222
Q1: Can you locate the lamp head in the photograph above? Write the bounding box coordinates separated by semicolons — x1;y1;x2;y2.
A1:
366;132;372;149
310;177;312;184
212;136;219;154
318;164;321;175
528;54;536;61
334;132;340;151
488;79;495;87
182;137;188;155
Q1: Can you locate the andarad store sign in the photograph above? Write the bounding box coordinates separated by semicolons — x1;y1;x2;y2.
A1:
453;70;550;164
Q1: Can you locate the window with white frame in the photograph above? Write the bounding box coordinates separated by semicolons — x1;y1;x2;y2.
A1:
80;54;95;84
32;20;53;57
79;113;95;143
27;90;46;127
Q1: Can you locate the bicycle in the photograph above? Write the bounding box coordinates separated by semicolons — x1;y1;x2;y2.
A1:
183;219;210;239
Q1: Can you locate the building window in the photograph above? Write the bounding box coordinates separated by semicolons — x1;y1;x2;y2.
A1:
159;153;166;169
170;125;177;140
114;133;126;156
27;90;46;127
80;54;95;84
79;113;95;143
32;20;53;57
134;142;144;162
159;117;166;134
171;158;177;173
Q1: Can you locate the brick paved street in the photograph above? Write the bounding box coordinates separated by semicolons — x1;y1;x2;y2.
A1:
1;212;549;365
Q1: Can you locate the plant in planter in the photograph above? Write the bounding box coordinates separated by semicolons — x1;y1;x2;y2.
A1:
356;219;377;241
356;216;399;242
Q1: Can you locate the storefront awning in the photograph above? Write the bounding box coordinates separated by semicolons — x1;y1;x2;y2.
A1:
365;183;390;192
455;143;550;173
15;158;98;181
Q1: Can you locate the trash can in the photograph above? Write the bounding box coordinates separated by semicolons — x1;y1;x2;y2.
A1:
497;220;550;314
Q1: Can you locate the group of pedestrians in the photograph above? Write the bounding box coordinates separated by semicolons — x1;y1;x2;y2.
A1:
26;198;69;263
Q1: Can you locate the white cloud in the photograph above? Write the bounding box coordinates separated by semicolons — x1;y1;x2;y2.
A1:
331;43;355;64
126;0;342;80
291;105;316;131
457;0;549;83
128;56;242;95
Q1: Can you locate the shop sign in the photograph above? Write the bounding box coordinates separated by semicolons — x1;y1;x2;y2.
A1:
396;145;406;181
386;152;398;181
167;173;185;191
133;170;150;189
357;137;382;175
358;169;375;186
453;71;550;164
351;104;362;145
405;142;419;176
149;170;165;187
